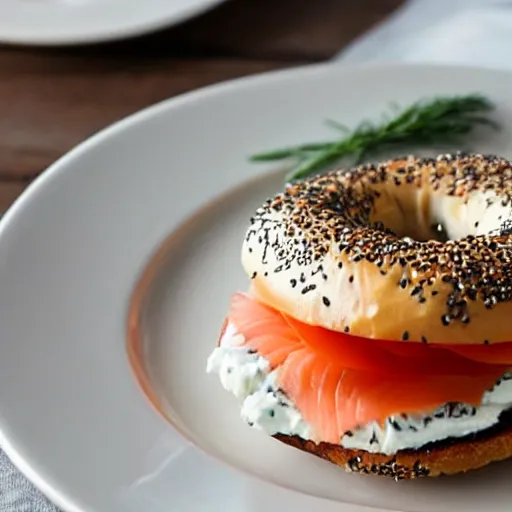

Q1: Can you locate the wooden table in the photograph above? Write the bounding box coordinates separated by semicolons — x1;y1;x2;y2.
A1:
0;0;402;212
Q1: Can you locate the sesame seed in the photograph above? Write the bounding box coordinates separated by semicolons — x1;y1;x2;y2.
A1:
410;286;422;296
301;284;317;295
247;153;512;342
388;418;402;431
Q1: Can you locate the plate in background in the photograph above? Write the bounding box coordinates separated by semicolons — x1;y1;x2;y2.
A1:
0;64;511;511
0;0;226;46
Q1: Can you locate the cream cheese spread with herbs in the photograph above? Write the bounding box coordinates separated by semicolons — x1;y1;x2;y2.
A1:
207;323;512;455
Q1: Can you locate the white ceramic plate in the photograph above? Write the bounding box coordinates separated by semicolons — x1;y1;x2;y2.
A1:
1;64;512;512
0;0;225;46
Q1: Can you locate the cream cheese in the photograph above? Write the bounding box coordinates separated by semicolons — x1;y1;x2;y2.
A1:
206;324;512;455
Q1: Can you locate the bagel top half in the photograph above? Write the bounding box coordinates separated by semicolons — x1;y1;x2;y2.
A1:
242;153;512;345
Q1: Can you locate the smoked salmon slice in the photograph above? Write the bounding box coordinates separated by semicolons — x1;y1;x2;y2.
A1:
330;370;500;440
227;292;508;443
229;292;510;374
228;294;302;368
283;313;505;376
317;361;342;443
441;344;512;365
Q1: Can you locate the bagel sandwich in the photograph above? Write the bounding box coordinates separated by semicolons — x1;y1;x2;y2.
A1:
207;153;512;479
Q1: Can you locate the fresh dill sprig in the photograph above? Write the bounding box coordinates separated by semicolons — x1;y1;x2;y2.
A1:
249;94;499;182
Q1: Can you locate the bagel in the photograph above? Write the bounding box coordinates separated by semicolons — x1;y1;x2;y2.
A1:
206;153;512;479
243;153;512;344
275;416;512;480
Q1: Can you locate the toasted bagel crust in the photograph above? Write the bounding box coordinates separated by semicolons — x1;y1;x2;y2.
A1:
242;154;512;344
275;425;512;479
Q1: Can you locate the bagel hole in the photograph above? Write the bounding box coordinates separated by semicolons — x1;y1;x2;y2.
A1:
382;221;449;243
370;214;450;242
429;223;449;243
369;188;468;243
366;170;511;243
369;195;451;242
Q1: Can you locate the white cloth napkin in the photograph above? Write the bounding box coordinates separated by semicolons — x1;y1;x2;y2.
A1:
337;0;512;70
0;450;57;511
4;1;512;510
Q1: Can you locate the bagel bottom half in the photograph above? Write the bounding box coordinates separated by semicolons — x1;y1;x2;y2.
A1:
274;418;512;479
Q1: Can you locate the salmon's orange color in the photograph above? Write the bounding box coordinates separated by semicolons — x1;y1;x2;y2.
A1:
227;292;509;443
284;314;507;376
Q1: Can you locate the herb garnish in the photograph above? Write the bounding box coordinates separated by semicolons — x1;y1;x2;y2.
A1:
249;94;499;182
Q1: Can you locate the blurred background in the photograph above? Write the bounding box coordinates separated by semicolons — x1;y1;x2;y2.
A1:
0;0;403;215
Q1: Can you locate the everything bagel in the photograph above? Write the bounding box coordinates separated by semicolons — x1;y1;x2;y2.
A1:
242;153;512;344
207;153;512;479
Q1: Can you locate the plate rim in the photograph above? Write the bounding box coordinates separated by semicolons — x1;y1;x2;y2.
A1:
5;61;512;228
0;0;226;46
1;61;512;512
